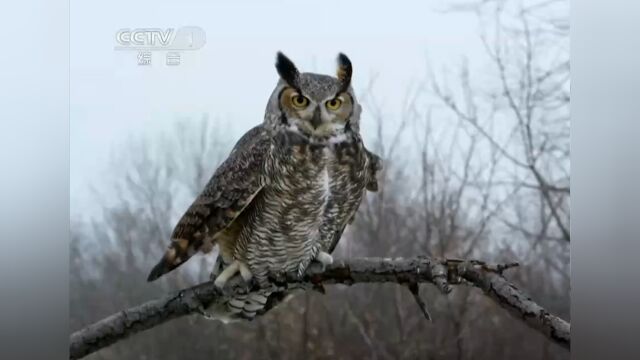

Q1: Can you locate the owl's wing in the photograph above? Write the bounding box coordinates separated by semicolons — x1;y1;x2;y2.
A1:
364;148;383;192
328;147;383;253
147;125;272;282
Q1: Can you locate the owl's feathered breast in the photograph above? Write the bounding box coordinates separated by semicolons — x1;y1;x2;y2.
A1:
234;130;368;281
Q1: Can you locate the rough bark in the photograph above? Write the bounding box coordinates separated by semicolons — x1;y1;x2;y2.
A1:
69;257;570;359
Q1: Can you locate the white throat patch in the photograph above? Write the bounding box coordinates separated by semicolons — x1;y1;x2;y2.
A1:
285;118;349;145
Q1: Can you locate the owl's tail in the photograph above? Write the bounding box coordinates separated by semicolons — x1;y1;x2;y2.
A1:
205;288;302;323
207;291;271;322
147;237;204;282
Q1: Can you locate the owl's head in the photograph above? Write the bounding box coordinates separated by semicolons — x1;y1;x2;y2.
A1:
264;52;361;140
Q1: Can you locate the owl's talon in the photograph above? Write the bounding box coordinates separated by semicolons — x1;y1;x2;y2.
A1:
213;276;229;289
306;261;324;274
306;252;334;274
239;262;253;283
213;261;239;288
316;251;333;266
213;260;253;288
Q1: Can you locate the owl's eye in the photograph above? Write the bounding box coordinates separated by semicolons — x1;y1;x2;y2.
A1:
326;98;343;110
291;94;309;109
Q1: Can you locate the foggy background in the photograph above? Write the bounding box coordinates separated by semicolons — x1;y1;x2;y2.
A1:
70;0;570;359
70;0;485;218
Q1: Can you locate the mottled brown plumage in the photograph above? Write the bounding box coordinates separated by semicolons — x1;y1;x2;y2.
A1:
148;52;382;321
147;126;272;281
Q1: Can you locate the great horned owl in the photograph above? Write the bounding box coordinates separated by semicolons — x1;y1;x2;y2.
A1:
147;52;381;321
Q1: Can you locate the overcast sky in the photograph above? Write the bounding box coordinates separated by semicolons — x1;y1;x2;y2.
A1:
70;0;486;217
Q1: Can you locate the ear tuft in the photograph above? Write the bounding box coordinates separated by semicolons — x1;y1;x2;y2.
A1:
336;53;353;92
275;52;300;88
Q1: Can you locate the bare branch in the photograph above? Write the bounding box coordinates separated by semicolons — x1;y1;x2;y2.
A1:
70;257;569;359
457;261;570;348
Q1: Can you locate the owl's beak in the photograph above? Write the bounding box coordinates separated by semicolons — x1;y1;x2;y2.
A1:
310;107;322;129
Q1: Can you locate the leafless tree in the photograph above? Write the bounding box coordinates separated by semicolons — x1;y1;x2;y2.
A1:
431;0;570;286
70;1;569;359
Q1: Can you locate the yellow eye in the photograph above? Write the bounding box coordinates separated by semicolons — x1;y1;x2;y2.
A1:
291;94;309;108
326;98;342;110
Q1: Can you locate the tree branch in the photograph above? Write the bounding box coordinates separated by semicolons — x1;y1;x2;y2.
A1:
69;257;570;359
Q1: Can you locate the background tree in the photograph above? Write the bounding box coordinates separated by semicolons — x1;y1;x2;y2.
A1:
70;1;569;358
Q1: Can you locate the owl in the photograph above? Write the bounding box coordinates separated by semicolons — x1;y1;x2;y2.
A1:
147;52;382;321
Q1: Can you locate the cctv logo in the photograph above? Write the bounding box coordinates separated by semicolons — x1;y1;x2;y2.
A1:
116;28;174;48
114;26;206;51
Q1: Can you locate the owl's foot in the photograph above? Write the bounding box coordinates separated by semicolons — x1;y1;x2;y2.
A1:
307;251;333;274
316;251;333;266
213;260;253;288
239;262;253;282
